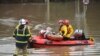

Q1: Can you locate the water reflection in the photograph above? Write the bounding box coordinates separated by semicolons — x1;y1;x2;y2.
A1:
0;37;100;56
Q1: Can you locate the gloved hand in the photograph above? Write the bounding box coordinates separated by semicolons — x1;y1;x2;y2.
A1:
57;32;62;35
29;37;32;42
13;35;15;38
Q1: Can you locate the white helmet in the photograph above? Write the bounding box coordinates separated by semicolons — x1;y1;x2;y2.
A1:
19;19;26;25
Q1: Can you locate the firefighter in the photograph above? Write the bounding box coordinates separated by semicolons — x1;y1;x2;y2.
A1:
13;19;32;56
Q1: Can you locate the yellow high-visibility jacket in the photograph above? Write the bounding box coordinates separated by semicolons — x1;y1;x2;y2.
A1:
59;25;74;38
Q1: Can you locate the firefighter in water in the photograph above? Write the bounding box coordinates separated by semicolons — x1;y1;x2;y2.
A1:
58;19;74;40
13;18;32;56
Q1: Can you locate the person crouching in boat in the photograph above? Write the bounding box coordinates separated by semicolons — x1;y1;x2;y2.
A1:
74;29;86;40
13;18;32;56
58;19;74;40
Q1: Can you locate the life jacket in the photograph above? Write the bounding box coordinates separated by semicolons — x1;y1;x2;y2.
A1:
67;25;71;34
59;25;70;34
59;24;74;38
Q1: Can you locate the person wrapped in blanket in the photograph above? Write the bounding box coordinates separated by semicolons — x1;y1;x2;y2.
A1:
39;26;63;41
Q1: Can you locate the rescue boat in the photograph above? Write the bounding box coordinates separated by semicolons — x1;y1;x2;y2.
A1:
29;35;94;48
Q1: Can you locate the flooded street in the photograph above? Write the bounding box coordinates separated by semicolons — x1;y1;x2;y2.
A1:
0;37;100;56
0;0;100;56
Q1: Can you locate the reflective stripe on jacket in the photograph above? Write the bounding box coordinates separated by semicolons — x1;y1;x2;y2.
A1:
13;24;31;43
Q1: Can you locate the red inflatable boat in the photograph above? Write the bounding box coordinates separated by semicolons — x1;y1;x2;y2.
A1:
30;35;94;48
